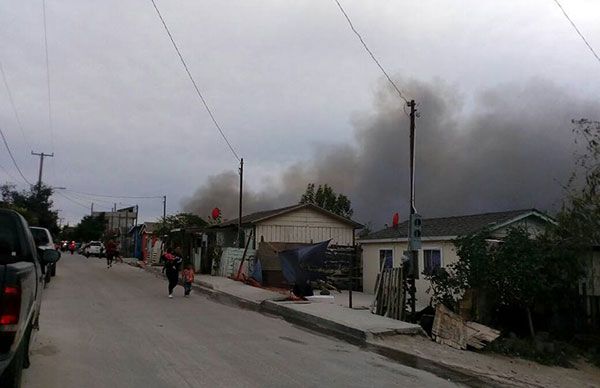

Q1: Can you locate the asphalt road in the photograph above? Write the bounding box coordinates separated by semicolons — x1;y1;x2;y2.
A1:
22;254;461;388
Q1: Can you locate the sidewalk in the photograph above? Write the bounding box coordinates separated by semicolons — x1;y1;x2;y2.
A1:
140;263;600;387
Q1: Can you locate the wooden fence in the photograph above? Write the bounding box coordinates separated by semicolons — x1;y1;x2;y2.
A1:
372;267;405;320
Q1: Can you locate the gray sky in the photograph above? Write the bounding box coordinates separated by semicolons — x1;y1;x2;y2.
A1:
1;0;599;227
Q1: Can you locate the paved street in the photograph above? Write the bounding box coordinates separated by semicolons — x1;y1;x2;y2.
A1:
22;254;461;388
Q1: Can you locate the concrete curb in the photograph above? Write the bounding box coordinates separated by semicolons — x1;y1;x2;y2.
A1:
363;340;517;388
141;265;508;387
261;300;368;344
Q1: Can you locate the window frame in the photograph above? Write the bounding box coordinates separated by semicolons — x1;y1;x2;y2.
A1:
422;247;443;276
378;248;394;271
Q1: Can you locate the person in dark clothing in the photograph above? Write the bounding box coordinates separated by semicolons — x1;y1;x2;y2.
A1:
106;240;117;269
162;248;182;298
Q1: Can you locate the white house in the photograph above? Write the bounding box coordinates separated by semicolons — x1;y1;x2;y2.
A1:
212;203;363;248
359;209;555;310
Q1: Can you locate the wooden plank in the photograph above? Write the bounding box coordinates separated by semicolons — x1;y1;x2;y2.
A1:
432;304;467;350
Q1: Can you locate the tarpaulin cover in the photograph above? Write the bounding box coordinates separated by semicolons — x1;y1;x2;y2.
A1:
251;259;263;284
279;240;330;284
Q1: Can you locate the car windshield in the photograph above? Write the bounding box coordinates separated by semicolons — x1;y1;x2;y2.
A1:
0;213;24;262
30;228;50;246
90;242;101;246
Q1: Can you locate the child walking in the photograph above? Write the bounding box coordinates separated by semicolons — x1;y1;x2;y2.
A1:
182;264;194;297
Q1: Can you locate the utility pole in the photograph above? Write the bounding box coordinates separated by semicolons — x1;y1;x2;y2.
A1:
405;99;421;320
31;151;53;189
162;196;167;221
238;158;244;248
91;202;94;215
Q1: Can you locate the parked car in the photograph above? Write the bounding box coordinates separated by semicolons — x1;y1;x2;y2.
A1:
83;241;104;258
0;209;60;387
29;227;58;282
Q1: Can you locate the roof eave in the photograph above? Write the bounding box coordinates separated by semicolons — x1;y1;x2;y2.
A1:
358;235;458;244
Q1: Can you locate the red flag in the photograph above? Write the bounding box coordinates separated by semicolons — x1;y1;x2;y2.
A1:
211;207;221;220
392;212;399;228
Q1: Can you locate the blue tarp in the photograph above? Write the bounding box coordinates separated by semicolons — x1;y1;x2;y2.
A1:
279;240;330;284
251;259;263;284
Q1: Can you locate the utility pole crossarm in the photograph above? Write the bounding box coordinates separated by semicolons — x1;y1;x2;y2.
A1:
31;151;54;188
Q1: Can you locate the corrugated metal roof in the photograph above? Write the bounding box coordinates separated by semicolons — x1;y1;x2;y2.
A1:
361;209;551;241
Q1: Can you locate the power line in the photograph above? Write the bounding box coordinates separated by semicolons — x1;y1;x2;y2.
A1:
42;0;55;152
0;61;31;149
552;0;600;65
65;191;122;205
54;191;92;210
0;126;33;185
0;160;19;183
149;0;240;161
64;188;163;200
332;0;410;104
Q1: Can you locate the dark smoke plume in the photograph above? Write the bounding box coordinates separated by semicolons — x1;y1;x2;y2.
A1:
182;78;598;227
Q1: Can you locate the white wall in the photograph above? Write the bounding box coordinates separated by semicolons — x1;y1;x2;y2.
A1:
362;240;459;309
255;207;354;245
361;214;553;310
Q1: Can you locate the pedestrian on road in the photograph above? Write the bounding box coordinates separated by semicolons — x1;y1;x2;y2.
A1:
106;239;117;269
162;248;182;298
69;241;76;255
182;264;194;297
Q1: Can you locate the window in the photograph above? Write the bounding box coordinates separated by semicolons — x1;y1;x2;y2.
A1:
30;228;50;245
423;249;442;275
379;249;393;270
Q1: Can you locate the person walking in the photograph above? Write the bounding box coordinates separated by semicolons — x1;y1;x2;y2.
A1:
182;264;194;297
162;248;182;298
106;239;117;269
68;241;76;255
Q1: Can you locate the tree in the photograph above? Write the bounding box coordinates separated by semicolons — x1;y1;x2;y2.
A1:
299;183;354;218
0;183;59;235
427;228;579;338
555;119;600;249
64;214;107;242
156;212;208;236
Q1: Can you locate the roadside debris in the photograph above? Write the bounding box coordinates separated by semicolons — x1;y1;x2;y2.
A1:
432;304;500;350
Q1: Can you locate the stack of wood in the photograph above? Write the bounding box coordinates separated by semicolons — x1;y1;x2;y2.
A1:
432;304;500;350
371;267;405;320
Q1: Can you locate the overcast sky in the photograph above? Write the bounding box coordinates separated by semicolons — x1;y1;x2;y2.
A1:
1;0;599;227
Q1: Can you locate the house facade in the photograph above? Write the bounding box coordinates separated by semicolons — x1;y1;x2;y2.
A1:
211;203;362;248
208;203;362;279
359;209;554;310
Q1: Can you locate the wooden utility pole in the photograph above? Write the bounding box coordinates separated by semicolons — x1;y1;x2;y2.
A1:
238;158;244;248
31;151;53;189
162;195;167;221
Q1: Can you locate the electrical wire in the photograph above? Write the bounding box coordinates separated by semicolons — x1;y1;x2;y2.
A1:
64;188;163;199
65;190;134;207
149;0;240;161
42;0;55;152
0;161;19;183
0;126;33;185
0;61;31;149
332;0;410;104
552;0;600;65
54;190;92;210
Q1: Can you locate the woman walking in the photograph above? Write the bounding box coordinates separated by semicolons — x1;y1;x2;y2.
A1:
162;248;182;298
